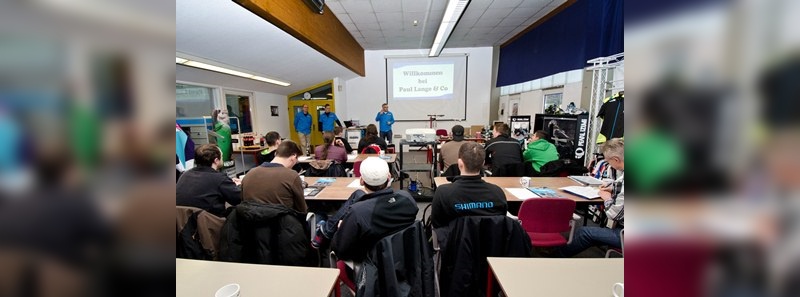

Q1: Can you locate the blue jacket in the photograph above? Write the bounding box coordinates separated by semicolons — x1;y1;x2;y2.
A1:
375;111;394;132
319;112;339;132
294;112;312;134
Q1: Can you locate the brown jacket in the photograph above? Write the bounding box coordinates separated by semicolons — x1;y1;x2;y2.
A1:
241;163;307;213
176;206;226;260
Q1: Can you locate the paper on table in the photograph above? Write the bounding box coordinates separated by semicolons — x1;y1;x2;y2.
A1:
298;156;312;161
347;154;357;160
559;186;600;199
505;188;537;200
347;179;362;188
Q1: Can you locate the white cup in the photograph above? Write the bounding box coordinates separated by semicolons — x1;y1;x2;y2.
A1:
215;283;240;297
612;282;624;297
380;150;385;157
519;177;530;188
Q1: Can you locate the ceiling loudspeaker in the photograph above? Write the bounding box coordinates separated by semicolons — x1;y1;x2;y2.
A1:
303;0;325;14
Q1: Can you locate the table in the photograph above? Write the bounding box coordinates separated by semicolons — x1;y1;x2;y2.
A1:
304;177;361;201
233;146;265;163
176;258;339;297
433;177;604;203
298;153;397;164
487;257;623;297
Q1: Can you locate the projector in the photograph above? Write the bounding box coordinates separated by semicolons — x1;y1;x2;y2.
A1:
405;128;436;142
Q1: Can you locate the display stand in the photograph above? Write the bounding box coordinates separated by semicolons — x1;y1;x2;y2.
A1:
586;53;624;166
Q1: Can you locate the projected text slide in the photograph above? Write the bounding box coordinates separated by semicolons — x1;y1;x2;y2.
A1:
393;64;454;99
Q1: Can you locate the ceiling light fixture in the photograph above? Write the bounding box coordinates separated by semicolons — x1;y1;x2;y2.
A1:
429;0;470;57
176;56;291;87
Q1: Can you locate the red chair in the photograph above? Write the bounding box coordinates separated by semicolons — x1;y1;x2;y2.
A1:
518;198;577;247
353;160;362;177
435;129;448;137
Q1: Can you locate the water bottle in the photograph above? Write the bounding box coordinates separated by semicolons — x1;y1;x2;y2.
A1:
409;180;418;192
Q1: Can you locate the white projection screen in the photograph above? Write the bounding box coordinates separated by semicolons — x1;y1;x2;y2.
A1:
385;55;468;121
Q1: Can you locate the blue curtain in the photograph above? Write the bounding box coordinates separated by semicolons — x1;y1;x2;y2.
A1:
497;0;624;87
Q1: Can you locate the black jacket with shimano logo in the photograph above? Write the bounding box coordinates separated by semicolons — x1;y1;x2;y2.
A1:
431;175;508;228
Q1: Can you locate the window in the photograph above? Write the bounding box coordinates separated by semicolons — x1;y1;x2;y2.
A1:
543;92;563;112
225;92;253;133
176;83;215;118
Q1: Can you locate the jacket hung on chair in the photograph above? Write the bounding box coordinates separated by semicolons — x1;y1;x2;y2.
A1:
435;215;532;297
483;135;522;175
355;221;436;297
218;201;313;266
176;206;226;260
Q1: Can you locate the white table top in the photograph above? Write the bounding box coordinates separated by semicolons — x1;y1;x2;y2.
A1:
176;259;339;296
488;257;624;297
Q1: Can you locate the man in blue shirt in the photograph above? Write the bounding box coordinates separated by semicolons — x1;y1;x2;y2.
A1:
293;104;312;155
375;103;395;143
319;103;342;133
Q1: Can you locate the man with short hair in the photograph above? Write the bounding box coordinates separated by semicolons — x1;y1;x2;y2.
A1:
522;130;560;173
331;157;418;261
431;142;508;228
557;138;624;257
294;104;312;155
258;131;282;164
241;140;307;213
176;144;242;217
439;125;467;173
483;122;523;176
375;103;395;143
319;103;343;134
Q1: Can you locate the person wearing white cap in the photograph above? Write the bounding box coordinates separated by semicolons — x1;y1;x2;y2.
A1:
327;157;418;262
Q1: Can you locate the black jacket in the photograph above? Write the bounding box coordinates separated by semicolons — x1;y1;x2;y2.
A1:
332;188;418;262
356;221;436;297
357;137;388;153
176;166;241;217
336;136;354;154
431;175;508;228
483;135;523;175
435;215;532;297
218;201;313;266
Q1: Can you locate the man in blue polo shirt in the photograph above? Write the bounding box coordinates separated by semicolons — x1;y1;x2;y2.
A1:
375;103;395;143
319;103;342;133
294;104;312;155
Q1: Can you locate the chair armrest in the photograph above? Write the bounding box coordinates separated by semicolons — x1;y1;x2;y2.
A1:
566;219;577;245
306;212;316;242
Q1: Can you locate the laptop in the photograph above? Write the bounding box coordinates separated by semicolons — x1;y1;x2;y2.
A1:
568;175;604;186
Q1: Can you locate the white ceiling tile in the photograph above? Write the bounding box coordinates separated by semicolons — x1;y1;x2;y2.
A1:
489;0;524;9
360;29;384;37
336;13;354;24
325;1;345;13
350;12;379;23
355;22;381;30
372;0;403;13
481;8;513;19
505;6;541;19
376;12;403;23
518;0;550;8
430;0;447;10
402;0;432;12
340;0;374;13
473;17;503;27
490;26;517;34
497;16;528;27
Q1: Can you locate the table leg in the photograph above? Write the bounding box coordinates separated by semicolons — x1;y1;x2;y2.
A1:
486;266;493;297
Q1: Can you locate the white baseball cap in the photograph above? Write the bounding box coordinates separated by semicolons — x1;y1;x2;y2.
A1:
360;157;390;186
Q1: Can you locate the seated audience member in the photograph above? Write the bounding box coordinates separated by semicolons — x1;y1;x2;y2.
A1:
333;126;353;154
484;122;523;175
331;157;418;261
431;142;508;228
314;132;347;164
176;144;242;217
258;131;281;164
357;124;388;153
440;125;467;174
241;141;307;213
557;138;624;257
522;130;560;173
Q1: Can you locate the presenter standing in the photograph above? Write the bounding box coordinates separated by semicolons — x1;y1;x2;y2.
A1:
319;103;343;134
294;104;312;155
375;103;395;143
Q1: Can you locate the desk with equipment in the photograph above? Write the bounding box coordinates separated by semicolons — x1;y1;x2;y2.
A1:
487;257;623;297
176;259;339;297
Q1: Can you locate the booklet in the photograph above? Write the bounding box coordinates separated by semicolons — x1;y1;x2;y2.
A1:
528;187;563;198
311;178;336;187
559;186;601;199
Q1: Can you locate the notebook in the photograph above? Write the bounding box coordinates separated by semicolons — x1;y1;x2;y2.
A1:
311;178;336;187
528;187;564;198
559;186;601;199
568;175;604;186
304;187;321;197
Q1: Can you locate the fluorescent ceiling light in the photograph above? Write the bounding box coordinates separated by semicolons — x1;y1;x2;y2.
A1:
429;0;470;57
176;57;291;87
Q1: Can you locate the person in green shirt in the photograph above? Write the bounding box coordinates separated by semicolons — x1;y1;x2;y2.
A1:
523;130;559;173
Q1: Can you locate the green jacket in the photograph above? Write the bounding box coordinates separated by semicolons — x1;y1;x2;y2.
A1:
523;139;559;172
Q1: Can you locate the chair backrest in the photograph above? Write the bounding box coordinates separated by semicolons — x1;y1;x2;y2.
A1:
177;206;226;260
361;144;381;154
491;163;524;177
518;198;576;234
353;160;362;177
436;129;448;136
